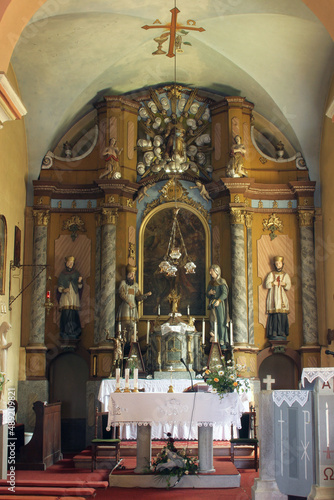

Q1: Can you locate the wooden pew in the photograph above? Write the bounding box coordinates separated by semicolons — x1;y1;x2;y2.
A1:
16;401;62;470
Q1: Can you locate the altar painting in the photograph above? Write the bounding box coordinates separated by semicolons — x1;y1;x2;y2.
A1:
142;206;206;316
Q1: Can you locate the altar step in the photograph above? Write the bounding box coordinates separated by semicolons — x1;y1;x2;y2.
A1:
73;442;256;471
109;456;242;489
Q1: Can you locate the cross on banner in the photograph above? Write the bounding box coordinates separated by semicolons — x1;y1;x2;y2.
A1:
263;374;276;390
142;8;205;58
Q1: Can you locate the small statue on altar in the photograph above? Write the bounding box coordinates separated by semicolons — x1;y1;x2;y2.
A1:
206;264;229;348
168;288;181;315
117;264;152;343
226;135;248;178
100;137;123;179
265;256;291;339
113;331;124;369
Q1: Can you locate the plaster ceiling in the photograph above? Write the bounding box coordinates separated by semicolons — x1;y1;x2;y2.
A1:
10;0;334;204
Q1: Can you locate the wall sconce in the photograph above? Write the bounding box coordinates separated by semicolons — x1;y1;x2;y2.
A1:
44;289;54;315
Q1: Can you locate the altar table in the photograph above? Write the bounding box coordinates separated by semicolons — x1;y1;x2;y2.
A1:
107;392;243;473
99;379;249;440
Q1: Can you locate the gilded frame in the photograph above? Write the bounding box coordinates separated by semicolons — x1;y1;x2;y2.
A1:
138;202;210;319
0;216;7;295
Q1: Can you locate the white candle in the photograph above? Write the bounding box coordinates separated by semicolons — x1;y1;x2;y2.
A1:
202;318;205;344
133;323;137;342
118;322;121;333
230;320;234;346
158;304;161;316
125;368;130;389
133;368;138;390
116;368;121;388
147;320;150;344
187;305;190;316
214;321;217;343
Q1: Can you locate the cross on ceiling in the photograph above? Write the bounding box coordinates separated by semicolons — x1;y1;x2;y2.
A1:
263;374;276;391
142;8;205;58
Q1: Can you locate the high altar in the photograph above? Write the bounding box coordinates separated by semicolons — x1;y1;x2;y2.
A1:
18;84;319;445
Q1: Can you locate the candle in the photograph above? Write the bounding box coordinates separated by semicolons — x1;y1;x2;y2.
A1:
125;368;130;389
187;305;190;316
133;368;138;390
147;320;150;344
158;304;161;316
230;320;234;346
46;290;51;300
214;321;217;343
115;368;120;389
118;322;121;333
133;322;137;342
202;318;205;344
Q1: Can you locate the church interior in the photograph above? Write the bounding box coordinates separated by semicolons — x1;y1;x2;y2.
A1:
1;0;334;495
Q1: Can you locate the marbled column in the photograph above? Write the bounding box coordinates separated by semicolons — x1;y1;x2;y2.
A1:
299;211;318;344
98;209;117;342
230;209;248;344
94;216;101;345
245;213;254;344
29;210;49;345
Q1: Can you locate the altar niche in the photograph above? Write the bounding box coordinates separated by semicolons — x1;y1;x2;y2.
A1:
139;203;210;318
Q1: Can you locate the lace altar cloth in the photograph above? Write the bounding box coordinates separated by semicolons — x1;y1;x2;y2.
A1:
301;368;334;387
273;390;310;407
99;379;249;440
107;392;243;435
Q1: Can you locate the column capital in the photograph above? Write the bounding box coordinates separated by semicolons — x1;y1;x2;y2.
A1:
32;209;50;226
101;208;118;225
298;210;315;227
230;208;244;224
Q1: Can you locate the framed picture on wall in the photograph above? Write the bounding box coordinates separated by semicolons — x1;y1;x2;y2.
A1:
14;226;21;268
0;216;7;294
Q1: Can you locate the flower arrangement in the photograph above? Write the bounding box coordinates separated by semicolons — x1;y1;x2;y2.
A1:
203;358;249;398
148;434;199;488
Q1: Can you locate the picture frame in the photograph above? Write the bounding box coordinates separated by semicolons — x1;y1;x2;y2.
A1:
0;216;7;295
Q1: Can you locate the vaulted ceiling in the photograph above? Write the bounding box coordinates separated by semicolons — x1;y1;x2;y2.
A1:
6;0;334;204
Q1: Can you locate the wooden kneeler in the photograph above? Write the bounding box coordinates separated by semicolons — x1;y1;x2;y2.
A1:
91;407;121;471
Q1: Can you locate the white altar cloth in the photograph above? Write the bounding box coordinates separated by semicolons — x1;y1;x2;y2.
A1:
107;392;243;438
99;379;249;440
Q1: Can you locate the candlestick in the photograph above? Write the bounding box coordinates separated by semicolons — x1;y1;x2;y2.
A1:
230;320;234;346
214;321;217;343
202;318;205;344
147;320;150;344
168;366;174;393
124;368;130;392
115;368;121;392
133;368;138;392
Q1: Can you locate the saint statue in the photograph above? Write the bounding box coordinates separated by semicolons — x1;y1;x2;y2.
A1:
116;264;152;342
206;264;229;348
57;256;83;339
265;256;291;339
100;137;123;179
226;135;248;178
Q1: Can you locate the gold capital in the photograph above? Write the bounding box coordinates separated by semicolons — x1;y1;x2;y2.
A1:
298;210;314;227
230;208;244;224
245;212;254;229
33;210;50;227
101;208;118;225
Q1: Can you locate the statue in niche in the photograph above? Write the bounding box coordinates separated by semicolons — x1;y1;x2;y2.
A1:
100;137;123;179
265;256;291;339
57;256;83;339
206;264;229;348
226;135;248;178
117;264;152;343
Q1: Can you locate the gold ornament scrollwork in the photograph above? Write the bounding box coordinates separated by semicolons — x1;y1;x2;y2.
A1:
62;215;87;241
101;208;118;226
33;210;50;227
245;212;254;229
230;208;244;224
298;210;314;227
262;213;283;240
128;242;135;260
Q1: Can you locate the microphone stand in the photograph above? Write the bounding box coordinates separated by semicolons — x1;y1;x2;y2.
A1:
180;357;194;392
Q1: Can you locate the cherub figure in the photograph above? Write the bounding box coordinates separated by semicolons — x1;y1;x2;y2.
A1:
190;181;212;202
